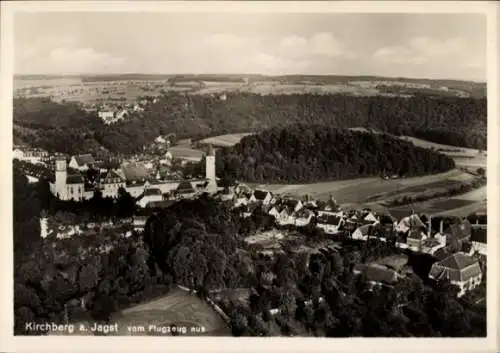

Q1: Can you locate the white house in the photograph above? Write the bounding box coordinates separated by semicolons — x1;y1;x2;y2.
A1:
234;195;250;208
316;212;344;235
294;209;315;227
99;170;126;198
363;212;379;224
136;188;163;208
396;214;426;233
420;233;447;255
352;224;373;241
69;154;96;171
470;228;487;256
133;216;149;232
269;205;296;226
13;147;49;164
251;190;273;206
428;252;483;297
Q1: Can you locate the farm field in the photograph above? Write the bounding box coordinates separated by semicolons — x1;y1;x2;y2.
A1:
199;133;254;147
110;288;229;336
389;197;485;218
253;169;473;204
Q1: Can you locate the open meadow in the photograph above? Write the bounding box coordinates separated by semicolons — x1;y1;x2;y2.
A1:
252;169;474;203
199;133;254;147
109;288;229;336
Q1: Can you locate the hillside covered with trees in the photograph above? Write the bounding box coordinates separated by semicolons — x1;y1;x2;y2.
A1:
13;93;486;155
216;125;456;183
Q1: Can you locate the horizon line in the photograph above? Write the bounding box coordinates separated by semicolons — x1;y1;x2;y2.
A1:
13;72;487;84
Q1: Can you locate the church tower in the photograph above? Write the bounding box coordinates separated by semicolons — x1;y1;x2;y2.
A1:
55;157;67;199
205;144;216;181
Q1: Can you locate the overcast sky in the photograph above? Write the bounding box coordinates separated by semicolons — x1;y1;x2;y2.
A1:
14;12;486;81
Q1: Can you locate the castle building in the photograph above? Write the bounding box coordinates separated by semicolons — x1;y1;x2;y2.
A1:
49;157;87;201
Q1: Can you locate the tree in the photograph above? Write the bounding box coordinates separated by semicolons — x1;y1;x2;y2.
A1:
230;310;248;337
115;187;136;218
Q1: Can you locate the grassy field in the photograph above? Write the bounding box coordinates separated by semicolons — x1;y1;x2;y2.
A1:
169;146;204;161
199;133;253;147
110;288;229;336
389;197;485;218
252;169;472;204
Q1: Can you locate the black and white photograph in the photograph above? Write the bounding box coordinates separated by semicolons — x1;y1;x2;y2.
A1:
1;1;498;352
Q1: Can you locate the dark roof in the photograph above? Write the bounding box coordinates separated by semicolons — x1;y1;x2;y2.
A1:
146;200;176;209
296;208;314;218
253;190;270;200
66;175;84;184
318;214;342;226
379;214;397;225
121;164;148;182
445;220;472;241
143;188;162;196
362;264;398;284
471;228;487;244
243;203;260;213
102;170;125;184
283;198;300;208
73;154;95;166
176;180;195;193
429;253;482;282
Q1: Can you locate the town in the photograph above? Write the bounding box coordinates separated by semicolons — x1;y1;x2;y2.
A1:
9;7;491;342
13;139;487;307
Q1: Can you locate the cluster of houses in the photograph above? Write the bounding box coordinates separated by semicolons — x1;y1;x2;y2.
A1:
96;97;156;125
14;142;219;206
220;184;487;298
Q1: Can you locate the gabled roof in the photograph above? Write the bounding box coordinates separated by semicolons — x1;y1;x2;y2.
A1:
318;214;342;226
354;224;374;236
176;180;195;193
143;188;162;196
429;252;482;282
439;252;477;270
398;214;426;229
364;212;378;223
283;198;301;208
296;208;314;219
73;154;95;166
242;203;260;213
121;164;148;182
102;170;125;184
253;189;270;200
362;264;398;284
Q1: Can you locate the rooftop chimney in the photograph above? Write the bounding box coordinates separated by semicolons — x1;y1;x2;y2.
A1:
428;215;432;238
439;220;444;234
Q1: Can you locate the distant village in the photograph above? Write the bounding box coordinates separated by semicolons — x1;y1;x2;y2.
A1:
13;137;487;300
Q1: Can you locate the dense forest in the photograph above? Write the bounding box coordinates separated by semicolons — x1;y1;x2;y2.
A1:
216;125;456;183
13;92;486;155
14;164;485;337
